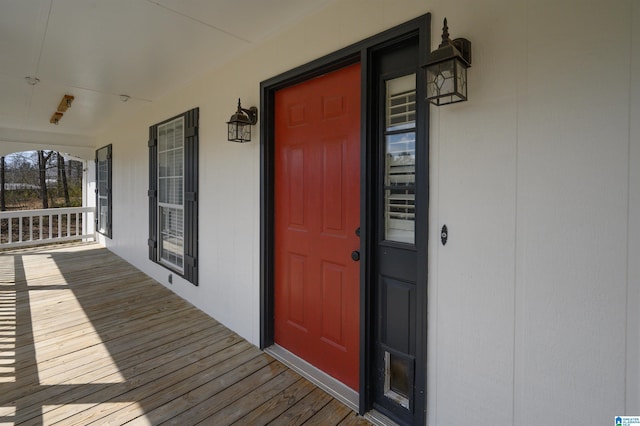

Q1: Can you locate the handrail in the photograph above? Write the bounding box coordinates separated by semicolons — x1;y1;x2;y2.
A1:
0;206;95;249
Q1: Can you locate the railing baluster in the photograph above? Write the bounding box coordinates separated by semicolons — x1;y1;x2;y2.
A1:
0;207;96;248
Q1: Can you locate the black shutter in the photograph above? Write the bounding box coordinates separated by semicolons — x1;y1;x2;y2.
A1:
95;144;113;238
183;107;199;285
148;125;158;262
106;144;113;237
94;154;99;229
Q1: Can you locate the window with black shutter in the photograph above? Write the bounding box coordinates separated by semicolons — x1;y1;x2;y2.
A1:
96;144;112;238
148;108;199;285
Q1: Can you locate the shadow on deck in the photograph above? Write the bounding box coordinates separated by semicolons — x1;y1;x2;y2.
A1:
0;243;371;425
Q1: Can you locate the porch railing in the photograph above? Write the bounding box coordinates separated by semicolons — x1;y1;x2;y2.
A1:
0;207;95;249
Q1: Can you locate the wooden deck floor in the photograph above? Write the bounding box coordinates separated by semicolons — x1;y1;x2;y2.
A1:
0;243;370;425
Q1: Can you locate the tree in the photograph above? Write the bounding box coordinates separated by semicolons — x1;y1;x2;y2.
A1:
57;152;70;206
37;150;54;209
0;150;83;210
5;152;37;187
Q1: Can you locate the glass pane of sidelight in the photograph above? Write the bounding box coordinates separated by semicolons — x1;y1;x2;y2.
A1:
384;75;416;244
386;74;416;131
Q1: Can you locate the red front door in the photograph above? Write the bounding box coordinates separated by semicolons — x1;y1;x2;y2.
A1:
274;63;361;390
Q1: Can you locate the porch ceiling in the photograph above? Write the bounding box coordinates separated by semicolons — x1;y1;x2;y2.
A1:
0;0;334;156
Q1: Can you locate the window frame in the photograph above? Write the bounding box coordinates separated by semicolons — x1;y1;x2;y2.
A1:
95;144;112;238
157;117;186;272
148;108;199;285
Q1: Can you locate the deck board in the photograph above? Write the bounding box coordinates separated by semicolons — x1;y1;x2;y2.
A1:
0;243;371;425
231;377;317;425
268;387;335;425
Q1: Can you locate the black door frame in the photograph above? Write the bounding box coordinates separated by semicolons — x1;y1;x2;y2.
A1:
259;14;430;422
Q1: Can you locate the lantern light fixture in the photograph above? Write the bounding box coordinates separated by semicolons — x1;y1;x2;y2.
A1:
423;18;472;106
227;98;258;143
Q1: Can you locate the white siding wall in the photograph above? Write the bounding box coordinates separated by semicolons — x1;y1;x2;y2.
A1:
94;0;639;424
628;0;640;415
431;0;521;420
515;2;630;424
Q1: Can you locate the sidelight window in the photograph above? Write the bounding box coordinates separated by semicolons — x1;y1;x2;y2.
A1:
384;74;416;244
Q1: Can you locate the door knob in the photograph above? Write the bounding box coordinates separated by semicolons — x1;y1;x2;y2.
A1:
351;250;360;261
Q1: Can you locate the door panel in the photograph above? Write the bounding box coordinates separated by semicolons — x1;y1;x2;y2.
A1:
381;277;415;354
274;63;361;391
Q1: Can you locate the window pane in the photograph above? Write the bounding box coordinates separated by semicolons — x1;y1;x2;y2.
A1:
166;126;175;149
98;196;109;233
175;148;183;176
98;160;108;193
384;75;416;244
386;74;416;131
159;152;167;177
97;147;108;161
385;187;415;243
159;206;184;269
159;178;167;203
158;127;166;151
175;178;183;204
385;133;415;186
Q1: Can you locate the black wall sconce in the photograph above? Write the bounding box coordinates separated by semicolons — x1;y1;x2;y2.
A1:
227;98;258;143
423;18;472;106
